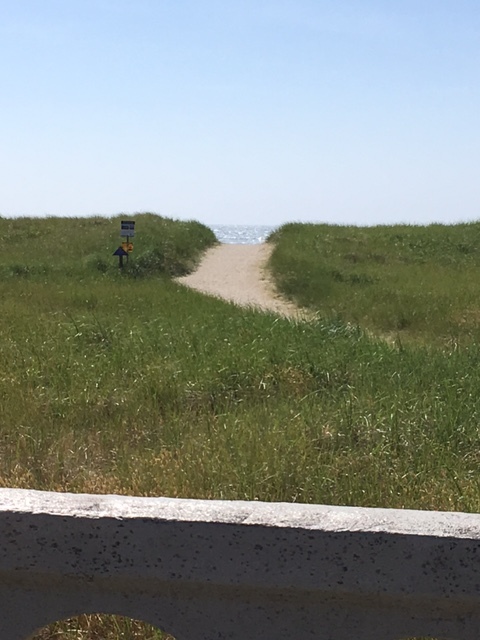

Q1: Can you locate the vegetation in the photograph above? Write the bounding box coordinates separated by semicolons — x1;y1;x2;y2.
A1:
0;215;477;639
2;212;216;279
268;221;480;343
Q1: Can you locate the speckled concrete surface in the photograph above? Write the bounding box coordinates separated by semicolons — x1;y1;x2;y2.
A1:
0;489;479;639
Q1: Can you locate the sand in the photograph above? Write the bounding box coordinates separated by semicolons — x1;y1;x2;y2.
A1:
176;243;302;318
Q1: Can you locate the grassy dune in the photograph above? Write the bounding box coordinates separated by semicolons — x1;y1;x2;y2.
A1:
2;212;216;278
1;215;478;639
268;221;480;343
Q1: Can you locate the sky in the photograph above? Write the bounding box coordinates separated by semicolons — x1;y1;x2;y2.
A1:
1;0;480;226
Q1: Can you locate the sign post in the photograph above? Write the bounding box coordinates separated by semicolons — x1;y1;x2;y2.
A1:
113;220;135;268
113;246;129;269
120;221;135;246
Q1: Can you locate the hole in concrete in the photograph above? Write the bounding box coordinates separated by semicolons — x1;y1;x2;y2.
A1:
29;614;175;639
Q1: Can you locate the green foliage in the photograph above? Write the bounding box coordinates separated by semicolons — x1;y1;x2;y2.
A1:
0;213;217;279
268;221;480;343
1;215;479;639
0;238;478;513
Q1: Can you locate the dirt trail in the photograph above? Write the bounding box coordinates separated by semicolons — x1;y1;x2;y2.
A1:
176;243;303;318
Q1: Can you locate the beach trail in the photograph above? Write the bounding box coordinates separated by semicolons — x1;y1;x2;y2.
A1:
176;243;301;318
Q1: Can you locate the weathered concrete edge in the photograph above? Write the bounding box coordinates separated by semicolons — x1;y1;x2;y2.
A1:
1;488;480;640
1;488;480;538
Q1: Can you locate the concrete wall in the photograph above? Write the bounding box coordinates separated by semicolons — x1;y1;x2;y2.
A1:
0;489;479;640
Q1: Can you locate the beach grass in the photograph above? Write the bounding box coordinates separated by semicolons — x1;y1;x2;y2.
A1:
268;221;480;344
0;215;476;639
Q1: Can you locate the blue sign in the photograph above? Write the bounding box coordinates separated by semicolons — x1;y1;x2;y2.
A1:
120;220;135;237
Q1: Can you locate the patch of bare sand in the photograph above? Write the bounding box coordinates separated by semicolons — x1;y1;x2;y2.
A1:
176;243;305;318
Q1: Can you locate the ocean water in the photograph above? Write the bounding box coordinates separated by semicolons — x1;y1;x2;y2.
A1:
209;224;277;244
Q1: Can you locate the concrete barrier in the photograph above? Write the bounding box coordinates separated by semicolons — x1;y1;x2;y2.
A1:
0;489;479;639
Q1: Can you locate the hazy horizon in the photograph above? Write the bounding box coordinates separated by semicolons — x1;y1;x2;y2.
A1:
2;1;480;227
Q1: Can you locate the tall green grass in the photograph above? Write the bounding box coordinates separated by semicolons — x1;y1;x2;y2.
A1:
268;221;480;343
2;212;216;278
1;217;478;511
4;276;479;513
1;215;477;639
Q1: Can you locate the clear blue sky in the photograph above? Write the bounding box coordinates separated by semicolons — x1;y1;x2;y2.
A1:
2;0;480;226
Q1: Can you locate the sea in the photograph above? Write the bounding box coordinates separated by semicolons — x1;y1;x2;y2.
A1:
209;224;277;244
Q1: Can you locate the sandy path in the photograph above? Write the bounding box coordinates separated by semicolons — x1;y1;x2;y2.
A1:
176;243;302;318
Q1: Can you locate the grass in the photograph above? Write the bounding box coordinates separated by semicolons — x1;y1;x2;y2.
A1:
0;215;476;639
2;212;216;279
268;221;480;344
